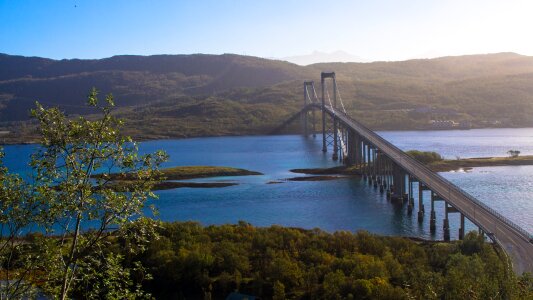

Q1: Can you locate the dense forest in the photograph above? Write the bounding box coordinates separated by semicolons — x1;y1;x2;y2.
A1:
101;221;531;299
3;52;533;143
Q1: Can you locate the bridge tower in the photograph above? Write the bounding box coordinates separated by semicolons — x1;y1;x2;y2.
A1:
321;72;339;160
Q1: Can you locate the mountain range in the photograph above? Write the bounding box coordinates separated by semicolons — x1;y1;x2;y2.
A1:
2;52;533;142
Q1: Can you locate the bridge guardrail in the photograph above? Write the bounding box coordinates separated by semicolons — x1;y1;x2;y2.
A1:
323;105;533;241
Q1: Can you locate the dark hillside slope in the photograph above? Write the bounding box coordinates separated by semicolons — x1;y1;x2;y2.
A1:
0;53;308;81
310;52;533;81
3;52;533;141
0;53;310;120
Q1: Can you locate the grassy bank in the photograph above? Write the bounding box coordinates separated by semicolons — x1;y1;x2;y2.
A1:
290;165;361;175
159;165;262;180
428;155;533;172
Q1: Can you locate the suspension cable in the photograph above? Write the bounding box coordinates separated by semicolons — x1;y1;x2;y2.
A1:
324;81;334;108
304;85;313;104
335;81;347;114
312;85;320;103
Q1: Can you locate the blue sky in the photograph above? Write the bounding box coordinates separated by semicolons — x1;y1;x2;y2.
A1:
1;0;532;61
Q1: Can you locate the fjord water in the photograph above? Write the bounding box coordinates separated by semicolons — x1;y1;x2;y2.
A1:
2;128;533;238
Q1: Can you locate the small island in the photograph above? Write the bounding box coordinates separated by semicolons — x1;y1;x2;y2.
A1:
98;166;262;190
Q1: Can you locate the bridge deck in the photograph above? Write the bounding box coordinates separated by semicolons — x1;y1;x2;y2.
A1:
310;104;533;274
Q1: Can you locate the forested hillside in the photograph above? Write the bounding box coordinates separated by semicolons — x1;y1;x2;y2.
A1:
107;221;531;299
2;52;533;142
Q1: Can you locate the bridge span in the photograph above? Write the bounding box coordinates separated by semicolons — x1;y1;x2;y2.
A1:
294;72;533;274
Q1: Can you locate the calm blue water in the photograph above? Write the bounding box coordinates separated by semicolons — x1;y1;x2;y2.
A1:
2;128;533;238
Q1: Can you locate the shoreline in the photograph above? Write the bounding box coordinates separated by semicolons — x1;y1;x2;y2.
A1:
3;126;533;146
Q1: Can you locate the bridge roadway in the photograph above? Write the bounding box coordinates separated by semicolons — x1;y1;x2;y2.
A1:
309;103;533;274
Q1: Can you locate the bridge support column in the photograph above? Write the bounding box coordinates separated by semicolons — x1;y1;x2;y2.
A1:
372;148;379;189
361;142;366;180
378;152;385;193
407;177;414;215
402;174;408;203
355;135;361;167
312;108;316;137
443;203;450;241
321;77;327;152
332;117;338;161
459;213;465;240
386;159;391;199
347;130;354;165
366;145;371;178
418;183;425;223
392;166;407;202
430;192;436;233
344;129;351;165
370;147;375;177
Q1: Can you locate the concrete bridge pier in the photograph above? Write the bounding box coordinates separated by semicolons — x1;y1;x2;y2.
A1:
443;203;451;241
332;117;339;161
356;136;362;169
378;155;385;193
392;167;407;203
407;176;415;215
366;145;371;180
385;158;392;199
430;192;437;233
402;174;409;203
361;141;366;180
459;214;465;240
417;183;425;223
373;149;379;189
346;130;355;166
311;109;316;138
321;77;327;153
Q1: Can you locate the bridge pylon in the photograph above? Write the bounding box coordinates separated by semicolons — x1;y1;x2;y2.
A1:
303;81;317;137
321;72;338;159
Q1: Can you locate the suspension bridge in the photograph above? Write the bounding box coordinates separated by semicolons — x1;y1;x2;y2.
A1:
281;72;533;275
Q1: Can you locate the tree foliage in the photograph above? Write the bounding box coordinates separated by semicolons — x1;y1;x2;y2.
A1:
0;89;167;299
406;150;444;164
508;150;521;158
108;222;531;299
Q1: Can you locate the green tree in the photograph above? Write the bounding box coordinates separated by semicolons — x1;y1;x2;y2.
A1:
406;150;443;164
507;150;521;158
0;150;47;298
272;280;286;300
30;88;167;299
